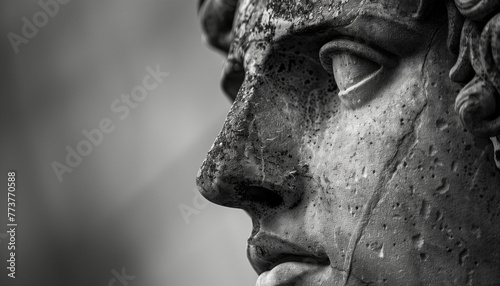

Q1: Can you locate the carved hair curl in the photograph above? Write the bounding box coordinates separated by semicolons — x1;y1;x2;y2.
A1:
447;0;500;167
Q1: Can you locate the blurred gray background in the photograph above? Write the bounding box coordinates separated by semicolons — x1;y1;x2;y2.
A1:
0;0;256;285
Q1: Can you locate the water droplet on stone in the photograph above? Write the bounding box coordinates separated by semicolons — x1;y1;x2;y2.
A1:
420;200;431;219
459;248;469;265
412;234;424;250
436;178;450;195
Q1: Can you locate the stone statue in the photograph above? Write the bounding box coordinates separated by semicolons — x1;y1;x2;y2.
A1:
196;0;500;285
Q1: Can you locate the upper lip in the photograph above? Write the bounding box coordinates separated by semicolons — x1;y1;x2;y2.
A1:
247;232;331;275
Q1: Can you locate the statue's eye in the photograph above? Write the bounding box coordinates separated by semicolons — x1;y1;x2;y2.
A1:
319;39;397;109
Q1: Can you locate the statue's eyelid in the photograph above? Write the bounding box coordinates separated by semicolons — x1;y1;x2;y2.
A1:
319;39;397;73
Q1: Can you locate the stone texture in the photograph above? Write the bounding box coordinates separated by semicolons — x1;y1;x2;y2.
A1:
197;0;500;285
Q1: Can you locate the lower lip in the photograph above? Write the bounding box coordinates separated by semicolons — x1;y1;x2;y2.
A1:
256;262;336;286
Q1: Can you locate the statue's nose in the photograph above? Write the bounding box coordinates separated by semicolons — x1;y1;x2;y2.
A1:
196;75;305;216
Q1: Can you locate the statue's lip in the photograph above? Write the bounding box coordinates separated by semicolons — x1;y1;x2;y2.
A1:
247;233;331;275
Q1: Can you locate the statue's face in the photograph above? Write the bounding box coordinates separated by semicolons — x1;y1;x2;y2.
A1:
197;1;500;285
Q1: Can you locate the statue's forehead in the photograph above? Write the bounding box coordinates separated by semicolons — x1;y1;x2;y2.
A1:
231;0;425;52
263;0;422;20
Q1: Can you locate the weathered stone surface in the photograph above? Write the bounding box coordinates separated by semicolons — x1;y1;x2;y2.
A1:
197;1;500;285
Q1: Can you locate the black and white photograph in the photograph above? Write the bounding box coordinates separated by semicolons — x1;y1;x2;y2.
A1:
2;0;500;285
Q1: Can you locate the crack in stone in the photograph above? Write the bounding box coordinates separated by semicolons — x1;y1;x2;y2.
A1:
469;149;488;191
420;28;441;97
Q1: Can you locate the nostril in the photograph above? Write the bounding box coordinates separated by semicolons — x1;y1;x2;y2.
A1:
240;186;283;208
